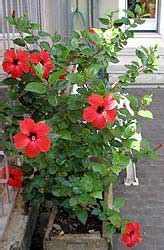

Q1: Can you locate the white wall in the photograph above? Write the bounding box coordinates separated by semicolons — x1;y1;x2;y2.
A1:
99;0;119;17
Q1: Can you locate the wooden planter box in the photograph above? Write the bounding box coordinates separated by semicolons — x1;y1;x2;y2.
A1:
44;233;110;250
43;185;113;250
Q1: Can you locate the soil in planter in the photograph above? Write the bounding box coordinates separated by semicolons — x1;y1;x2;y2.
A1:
31;207;102;249
50;207;102;237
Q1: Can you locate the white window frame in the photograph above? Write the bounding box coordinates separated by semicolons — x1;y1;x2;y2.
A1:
119;0;163;33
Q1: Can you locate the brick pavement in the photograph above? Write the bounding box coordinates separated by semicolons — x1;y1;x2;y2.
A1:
113;88;164;250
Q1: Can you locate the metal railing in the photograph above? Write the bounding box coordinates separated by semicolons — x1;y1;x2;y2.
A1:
0;0;41;50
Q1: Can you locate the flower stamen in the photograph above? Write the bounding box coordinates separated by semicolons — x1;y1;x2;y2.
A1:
31;136;36;141
97;106;104;114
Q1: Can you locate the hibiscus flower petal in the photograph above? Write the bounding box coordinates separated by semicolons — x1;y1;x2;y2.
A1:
17;50;29;60
58;74;66;80
44;61;54;71
88;94;104;109
35;135;51;152
19;60;30;73
13;133;30;149
40;50;50;61
4;49;16;62
104;94;117;110
35;122;51;136
121;234;132;247
125;222;139;233
11;65;23;78
132;222;141;232
24;141;40;158
20;118;35;135
8;178;22;188
43;66;50;78
91;115;106;129
30;52;40;64
2;61;14;73
106;109;117;124
11;168;23;178
83;107;98;122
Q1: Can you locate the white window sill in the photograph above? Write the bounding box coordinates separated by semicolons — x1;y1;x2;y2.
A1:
133;32;162;38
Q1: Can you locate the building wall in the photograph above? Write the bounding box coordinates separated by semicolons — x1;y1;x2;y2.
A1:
99;0;119;17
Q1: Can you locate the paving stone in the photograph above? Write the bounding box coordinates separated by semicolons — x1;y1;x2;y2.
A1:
113;88;164;249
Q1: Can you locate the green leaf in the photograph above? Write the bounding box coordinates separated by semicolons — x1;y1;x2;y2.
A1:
48;96;58;107
35;63;44;78
138;110;153;119
38;31;50;37
13;38;26;47
52;33;61;42
112;166;124;176
91;191;103;199
24;35;37;44
71;38;78;48
48;70;64;83
33;177;45;188
128;95;139;111
110;57;119;64
124;9;135;18
5;16;16;25
67;96;84;110
76;210;88;225
131;140;141;151
57;130;72;140
67;73;84;84
110;212;122;228
70;197;78;206
48;166;57;175
99;17;109;25
106;224;117;236
25;82;46;94
136;49;147;64
134;4;142;15
81;47;93;56
141;94;153;106
91;208;101;215
40;41;51;51
80;175;93;192
113;18;124;27
114;197;125;209
90;162;107;174
31;23;40;29
78;193;90;204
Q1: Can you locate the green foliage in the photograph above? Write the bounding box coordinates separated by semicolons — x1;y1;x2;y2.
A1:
2;10;159;238
25;82;47;94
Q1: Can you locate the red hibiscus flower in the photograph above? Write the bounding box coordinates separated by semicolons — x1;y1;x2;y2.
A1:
13;118;51;158
88;28;96;45
68;55;79;60
83;94;117;129
121;222;143;248
58;74;66;80
2;49;30;78
88;27;96;33
30;50;54;78
2;164;23;188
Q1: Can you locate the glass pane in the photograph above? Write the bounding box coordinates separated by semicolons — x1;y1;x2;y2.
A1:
128;0;157;18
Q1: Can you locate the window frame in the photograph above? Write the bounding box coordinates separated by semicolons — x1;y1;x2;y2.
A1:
119;0;161;32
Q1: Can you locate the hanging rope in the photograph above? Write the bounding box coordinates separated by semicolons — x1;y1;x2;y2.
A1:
71;0;87;35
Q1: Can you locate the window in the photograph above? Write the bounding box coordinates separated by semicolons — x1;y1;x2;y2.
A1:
120;0;159;31
0;0;41;49
128;0;158;31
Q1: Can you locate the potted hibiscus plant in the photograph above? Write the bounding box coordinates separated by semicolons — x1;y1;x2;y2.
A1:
0;8;159;249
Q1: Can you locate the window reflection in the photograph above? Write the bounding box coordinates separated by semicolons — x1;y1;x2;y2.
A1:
128;0;157;18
